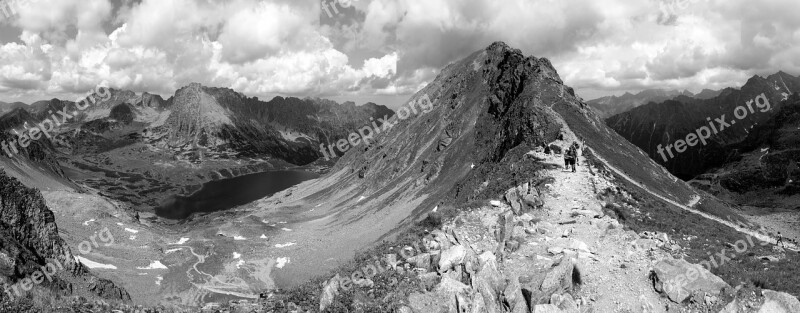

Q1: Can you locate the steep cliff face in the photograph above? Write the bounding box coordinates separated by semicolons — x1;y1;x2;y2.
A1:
607;72;800;180
0;171;130;307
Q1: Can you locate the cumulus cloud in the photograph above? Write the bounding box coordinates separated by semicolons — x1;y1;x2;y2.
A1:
0;0;798;104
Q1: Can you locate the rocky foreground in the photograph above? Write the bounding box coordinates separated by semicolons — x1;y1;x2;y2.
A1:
304;140;799;313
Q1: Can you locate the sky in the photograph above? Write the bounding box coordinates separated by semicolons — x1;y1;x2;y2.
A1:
0;0;798;109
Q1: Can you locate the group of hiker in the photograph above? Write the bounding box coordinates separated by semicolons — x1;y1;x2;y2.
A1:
563;141;581;172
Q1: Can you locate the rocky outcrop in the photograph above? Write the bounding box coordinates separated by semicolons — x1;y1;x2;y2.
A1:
0;171;131;305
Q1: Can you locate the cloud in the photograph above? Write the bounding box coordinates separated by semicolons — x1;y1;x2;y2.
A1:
0;0;798;103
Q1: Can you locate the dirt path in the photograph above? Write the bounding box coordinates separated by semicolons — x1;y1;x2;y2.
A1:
528;149;671;312
587;147;798;251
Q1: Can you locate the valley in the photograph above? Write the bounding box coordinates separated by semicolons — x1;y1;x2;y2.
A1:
1;41;798;313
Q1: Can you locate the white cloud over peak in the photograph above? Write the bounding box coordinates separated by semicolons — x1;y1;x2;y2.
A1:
0;0;798;104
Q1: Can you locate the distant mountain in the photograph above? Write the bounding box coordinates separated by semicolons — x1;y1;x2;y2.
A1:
0;101;27;116
607;71;800;180
587;89;693;118
694;88;723;99
146;83;395;164
0;85;393;166
690;93;800;206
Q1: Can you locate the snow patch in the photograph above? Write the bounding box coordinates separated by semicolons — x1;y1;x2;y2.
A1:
165;248;183;254
125;228;139;234
75;256;117;270
260;234;268;239
172;238;190;245
275;242;296;248
233;252;241;259
234;236;247;241
83;219;95;226
276;257;290;269
155;276;163;286
282;228;292;232
137;261;168;270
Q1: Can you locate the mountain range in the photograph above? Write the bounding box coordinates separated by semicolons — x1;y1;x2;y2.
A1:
606;71;800;180
0;42;798;312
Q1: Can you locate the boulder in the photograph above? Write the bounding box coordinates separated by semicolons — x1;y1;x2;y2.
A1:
319;274;341;312
505;183;543;215
474;252;505;312
503;276;528;313
408;253;433;271
651;257;730;303
439;245;467;272
549;144;563;155
436;276;472;312
759;290;800;313
522;258;578;307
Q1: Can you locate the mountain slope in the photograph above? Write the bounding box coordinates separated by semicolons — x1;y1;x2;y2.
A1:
0;171;130;310
217;42;722;293
607;71;800;180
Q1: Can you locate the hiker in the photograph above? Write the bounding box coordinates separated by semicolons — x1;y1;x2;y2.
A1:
777;232;786;248
565;142;578;172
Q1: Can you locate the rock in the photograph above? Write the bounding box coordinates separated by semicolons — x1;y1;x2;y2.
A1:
533;304;563;312
452;229;471;246
319;274;340;312
505;183;542;215
409;253;433;271
490;200;505;208
549;144;563;155
423;236;440;251
504;276;528;313
506;187;524;215
506;239;522;253
759;290;800;313
522;258;578;307
439;245;467;272
436;276;473;312
651;257;730;303
474;252;504;312
496;212;516;243
397;306;414;313
385;254;398;270
432;230;452;251
551;293;579;312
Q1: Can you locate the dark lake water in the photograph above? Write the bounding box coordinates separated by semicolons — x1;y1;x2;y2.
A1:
155;170;319;219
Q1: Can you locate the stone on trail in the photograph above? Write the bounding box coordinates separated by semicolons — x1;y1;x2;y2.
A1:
651;257;730;303
439;245;467;272
522;257;579;307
